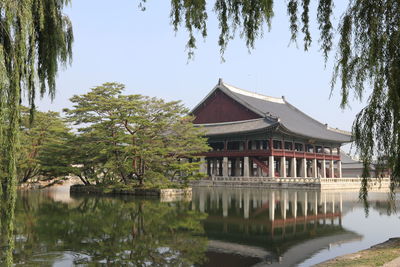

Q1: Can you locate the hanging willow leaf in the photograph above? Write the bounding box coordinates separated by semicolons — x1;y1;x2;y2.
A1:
301;0;312;50
0;0;73;203
287;0;298;44
137;0;400;188
317;0;334;62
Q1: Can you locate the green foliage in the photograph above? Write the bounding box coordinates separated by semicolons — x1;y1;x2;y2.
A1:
64;83;209;187
17;107;72;183
0;0;73;198
143;1;336;60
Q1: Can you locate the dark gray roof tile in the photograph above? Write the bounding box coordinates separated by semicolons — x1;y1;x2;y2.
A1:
196;118;276;136
219;82;352;143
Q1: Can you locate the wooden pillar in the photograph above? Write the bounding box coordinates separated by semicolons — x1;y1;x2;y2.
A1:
330;160;334;178
291;158;297;178
281;156;287;178
338;160;342;178
269;155;275;178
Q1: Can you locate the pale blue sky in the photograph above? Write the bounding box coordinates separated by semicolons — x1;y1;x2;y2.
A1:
35;0;367;139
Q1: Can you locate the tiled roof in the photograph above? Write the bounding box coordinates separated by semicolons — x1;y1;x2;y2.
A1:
193;80;352;143
340;151;374;170
196;118;276;136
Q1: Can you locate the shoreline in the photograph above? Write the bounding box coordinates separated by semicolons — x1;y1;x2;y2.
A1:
69;184;192;197
314;238;400;267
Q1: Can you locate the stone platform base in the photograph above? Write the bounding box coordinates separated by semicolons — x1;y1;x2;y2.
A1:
193;177;391;190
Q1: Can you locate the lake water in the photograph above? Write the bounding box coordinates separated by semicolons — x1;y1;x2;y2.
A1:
3;186;400;266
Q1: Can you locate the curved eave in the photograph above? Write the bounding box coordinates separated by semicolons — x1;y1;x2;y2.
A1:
204;124;278;137
276;123;352;144
195;119;278;137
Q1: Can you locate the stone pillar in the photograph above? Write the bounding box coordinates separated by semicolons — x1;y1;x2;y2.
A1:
211;159;218;176
281;156;287;178
269;155;275;178
235;158;241;176
218;159;223;176
301;158;307;178
291;158;297;178
222;157;228;177
322;159;326;178
199;157;207;174
243;157;250;177
330;160;335;178
257;165;262;177
338;160;342;178
312;158;318;178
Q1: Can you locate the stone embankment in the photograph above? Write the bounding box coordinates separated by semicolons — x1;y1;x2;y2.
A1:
70;184;192;197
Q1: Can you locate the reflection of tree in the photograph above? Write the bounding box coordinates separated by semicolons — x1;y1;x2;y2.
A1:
13;195;208;266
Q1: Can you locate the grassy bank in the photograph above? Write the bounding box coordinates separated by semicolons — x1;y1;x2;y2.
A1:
315;238;400;267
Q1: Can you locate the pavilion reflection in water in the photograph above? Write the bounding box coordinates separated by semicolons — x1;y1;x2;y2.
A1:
192;188;363;266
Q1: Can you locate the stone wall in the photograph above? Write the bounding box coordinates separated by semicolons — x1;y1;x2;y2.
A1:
70;185;192;197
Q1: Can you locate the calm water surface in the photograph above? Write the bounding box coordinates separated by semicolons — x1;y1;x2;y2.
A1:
5;186;400;266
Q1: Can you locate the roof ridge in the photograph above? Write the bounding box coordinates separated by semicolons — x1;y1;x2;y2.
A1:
327;126;352;136
222;81;285;104
194;118;268;127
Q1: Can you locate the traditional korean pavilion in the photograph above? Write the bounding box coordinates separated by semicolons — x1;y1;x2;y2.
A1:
193;79;352;179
